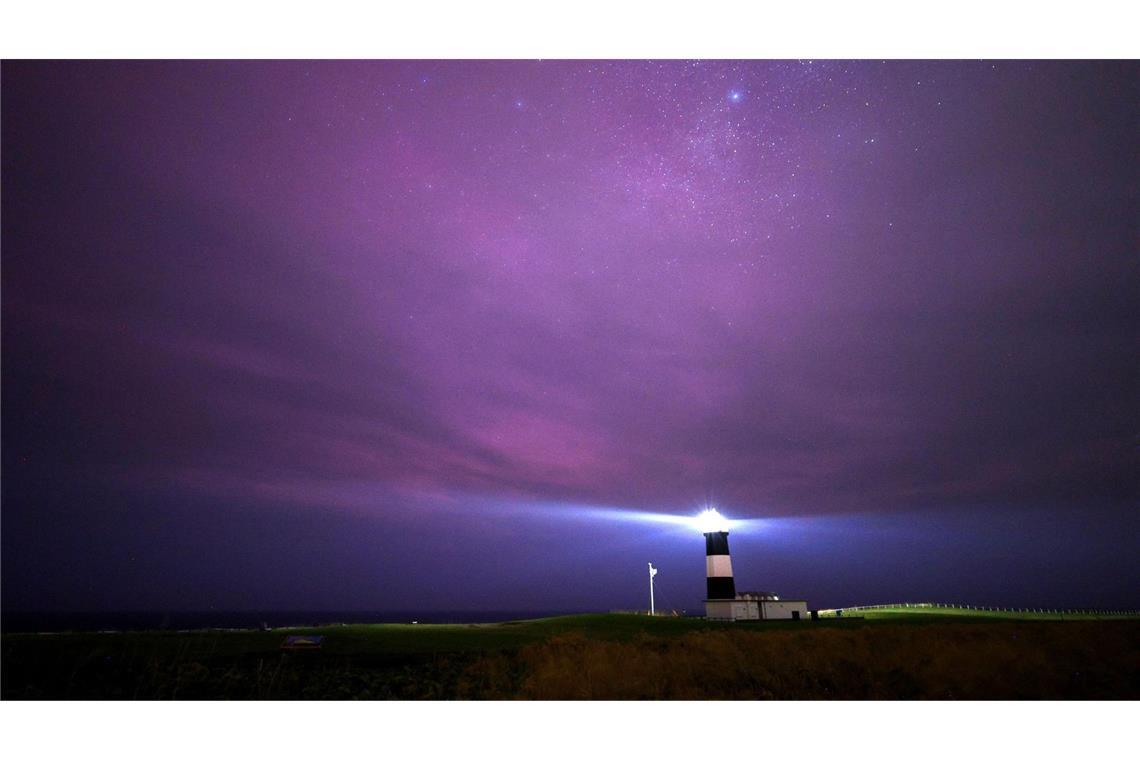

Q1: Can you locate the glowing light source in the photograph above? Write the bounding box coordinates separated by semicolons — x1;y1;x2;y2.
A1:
694;507;729;533
460;498;770;536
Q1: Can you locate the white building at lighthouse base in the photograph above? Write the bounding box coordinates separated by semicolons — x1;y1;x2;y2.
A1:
706;591;810;621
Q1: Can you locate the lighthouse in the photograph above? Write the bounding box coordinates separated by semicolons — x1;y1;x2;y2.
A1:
698;508;741;620
696;507;810;621
704;526;736;600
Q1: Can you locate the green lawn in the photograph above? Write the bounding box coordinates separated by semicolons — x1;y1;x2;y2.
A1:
2;612;808;659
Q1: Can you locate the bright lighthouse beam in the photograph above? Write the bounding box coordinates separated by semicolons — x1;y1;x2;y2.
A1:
452;498;768;536
693;507;730;533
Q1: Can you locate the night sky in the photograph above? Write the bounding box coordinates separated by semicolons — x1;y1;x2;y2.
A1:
3;60;1137;615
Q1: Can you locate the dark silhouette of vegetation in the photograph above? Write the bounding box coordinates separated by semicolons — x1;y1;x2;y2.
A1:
3;616;1137;699
472;622;1139;698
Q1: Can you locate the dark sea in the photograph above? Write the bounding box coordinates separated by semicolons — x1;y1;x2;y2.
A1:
1;609;592;633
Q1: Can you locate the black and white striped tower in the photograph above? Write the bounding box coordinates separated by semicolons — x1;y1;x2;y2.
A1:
704;528;736;600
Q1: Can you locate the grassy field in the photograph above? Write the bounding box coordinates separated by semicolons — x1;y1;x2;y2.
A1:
4;612;1138;699
819;605;1140;621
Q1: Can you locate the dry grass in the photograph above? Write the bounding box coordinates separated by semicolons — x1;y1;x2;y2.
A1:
460;622;1139;699
5;618;1136;699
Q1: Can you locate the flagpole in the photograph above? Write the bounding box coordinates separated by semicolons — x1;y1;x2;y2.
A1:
648;562;656;616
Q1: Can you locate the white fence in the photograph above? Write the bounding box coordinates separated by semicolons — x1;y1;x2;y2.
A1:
817;602;1140;617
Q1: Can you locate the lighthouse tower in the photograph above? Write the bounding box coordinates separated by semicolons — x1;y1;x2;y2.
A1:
697;508;742;620
697;507;810;621
704;528;736;600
